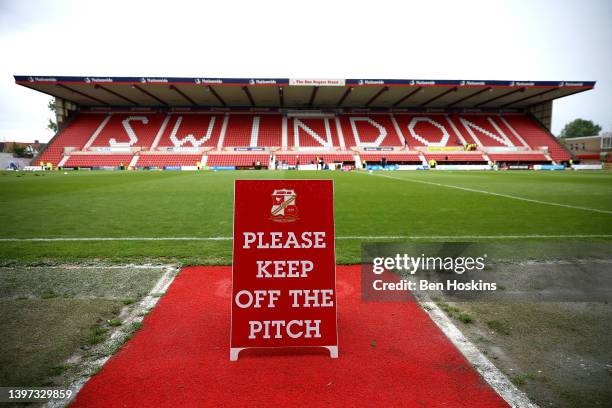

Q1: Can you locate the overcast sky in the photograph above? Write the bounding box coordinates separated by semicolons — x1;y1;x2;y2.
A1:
1;0;610;143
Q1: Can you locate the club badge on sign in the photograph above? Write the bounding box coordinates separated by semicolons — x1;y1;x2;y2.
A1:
270;189;299;223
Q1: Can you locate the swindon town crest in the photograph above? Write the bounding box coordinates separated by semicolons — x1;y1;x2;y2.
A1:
270;189;299;223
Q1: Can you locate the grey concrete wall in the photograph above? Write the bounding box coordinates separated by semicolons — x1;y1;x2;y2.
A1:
0;153;32;169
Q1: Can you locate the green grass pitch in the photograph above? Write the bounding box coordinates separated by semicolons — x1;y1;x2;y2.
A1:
1;169;612;402
1;170;611;265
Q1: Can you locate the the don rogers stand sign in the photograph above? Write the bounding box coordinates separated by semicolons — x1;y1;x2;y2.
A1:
230;179;338;361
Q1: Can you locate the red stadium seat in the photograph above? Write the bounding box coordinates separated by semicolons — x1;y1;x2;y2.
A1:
487;153;548;162
225;114;282;147
502;115;571;161
206;154;270;167
35;111;571;168
37;114;106;166
360;153;421;162
274;154;354;165
287;118;341;148
455;115;525;147
156;114;223;148
90;113;165;149
338;115;403;147
136;155;202;167
64;154;134;167
393;114;465;148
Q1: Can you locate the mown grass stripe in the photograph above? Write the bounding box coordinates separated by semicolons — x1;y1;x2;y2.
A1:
364;172;612;215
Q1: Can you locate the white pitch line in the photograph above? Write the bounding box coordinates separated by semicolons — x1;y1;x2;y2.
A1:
46;265;179;408
363;171;612;215
420;299;537;408
0;264;173;269
1;234;612;242
0;237;232;241
335;234;612;240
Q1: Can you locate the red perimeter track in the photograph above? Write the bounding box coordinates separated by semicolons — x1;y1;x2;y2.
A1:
72;266;508;407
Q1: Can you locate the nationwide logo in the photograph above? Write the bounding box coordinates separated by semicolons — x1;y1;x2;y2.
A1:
409;80;415;85
415;80;435;85
141;78;168;83
361;80;384;85
30;77;57;82
87;77;113;83
515;81;535;86
509;81;515;86
199;78;223;84
251;79;277;85
465;81;485;86
563;82;584;86
270;189;299;223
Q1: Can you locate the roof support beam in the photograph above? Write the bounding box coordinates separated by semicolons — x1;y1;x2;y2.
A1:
94;84;137;105
278;87;284;107
446;87;491;108
20;83;80;106
242;86;255;106
208;86;226;106
519;88;592;109
337;87;353;106
169;85;196;106
132;85;169;106
420;86;458;107
366;86;389;107
309;86;319;107
500;88;559;108
56;84;110;106
475;87;525;107
392;87;422;107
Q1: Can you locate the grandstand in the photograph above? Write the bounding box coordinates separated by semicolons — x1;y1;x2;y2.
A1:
15;76;594;169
